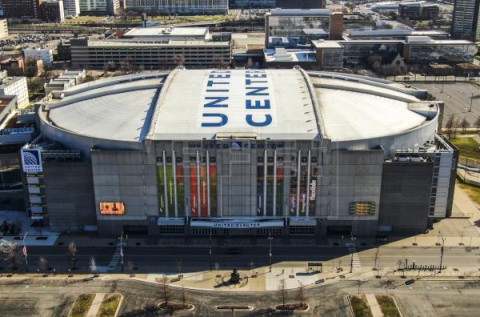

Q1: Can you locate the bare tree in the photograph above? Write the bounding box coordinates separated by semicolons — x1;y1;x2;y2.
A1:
161;275;170;307
67;241;77;270
445;114;457;139
173;54;185;67
472;116;480;133
278;279;287;308
89;257;97;276
128;261;135;276
181;286;186;308
460;117;470;132
297;282;305;306
2;243;20;270
176;259;183;276
39;256;48;274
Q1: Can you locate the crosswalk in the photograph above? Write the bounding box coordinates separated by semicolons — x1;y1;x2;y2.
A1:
347;244;362;270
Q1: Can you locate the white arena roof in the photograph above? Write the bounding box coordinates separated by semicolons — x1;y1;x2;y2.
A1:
41;69;439;150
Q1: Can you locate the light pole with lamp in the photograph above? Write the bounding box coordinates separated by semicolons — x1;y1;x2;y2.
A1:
438;232;446;273
349;232;356;274
22;232;28;272
119;232;124;273
268;231;273;272
209;229;212;271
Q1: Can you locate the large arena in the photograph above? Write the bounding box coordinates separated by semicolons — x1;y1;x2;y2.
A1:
22;68;457;237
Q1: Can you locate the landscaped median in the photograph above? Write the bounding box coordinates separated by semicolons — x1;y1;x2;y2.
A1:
69;294;95;317
375;295;402;317
348;294;402;317
97;293;123;317
348;295;373;317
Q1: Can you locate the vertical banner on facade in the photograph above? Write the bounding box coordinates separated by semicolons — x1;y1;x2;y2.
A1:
299;165;308;215
257;165;264;216
276;166;284;215
209;165;217;217
266;166;274;216
166;166;175;214
200;166;208;217
308;167;318;216
289;165;297;216
190;166;198;217
176;166;185;217
157;164;166;216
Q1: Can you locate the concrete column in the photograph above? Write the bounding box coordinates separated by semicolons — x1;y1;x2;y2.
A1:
306;150;311;216
273;150;277;217
173;150;178;217
162;150;168;217
296;150;301;217
207;150;211;217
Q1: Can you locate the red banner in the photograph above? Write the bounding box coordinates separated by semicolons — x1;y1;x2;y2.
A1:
200;166;208;217
190;166;198;217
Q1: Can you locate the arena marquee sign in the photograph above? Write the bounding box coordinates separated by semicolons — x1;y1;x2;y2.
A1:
190;218;285;229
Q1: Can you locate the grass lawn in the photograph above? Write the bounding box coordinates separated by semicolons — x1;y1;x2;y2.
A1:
96;293;122;317
457;179;480;205
451;137;480;160
70;294;95;317
375;295;401;317
350;295;373;317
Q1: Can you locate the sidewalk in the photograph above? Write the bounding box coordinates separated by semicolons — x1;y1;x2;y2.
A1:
365;294;383;317
86;293;105;317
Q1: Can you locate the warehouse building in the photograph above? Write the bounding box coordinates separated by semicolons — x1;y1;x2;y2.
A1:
22;68;457;237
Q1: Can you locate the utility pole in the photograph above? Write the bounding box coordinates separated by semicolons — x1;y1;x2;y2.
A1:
268;231;273;272
350;232;356;274
120;232;124;273
439;232;446;273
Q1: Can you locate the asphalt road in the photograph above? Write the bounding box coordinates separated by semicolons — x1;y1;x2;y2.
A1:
1;278;480;316
6;244;480;274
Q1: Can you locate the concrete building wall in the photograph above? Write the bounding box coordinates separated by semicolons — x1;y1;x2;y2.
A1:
43;161;97;232
0;20;9;39
378;162;433;234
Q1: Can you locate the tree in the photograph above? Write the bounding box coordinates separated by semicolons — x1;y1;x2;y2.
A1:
445;114;457;139
89;257;97;276
297;282;305;306
127;261;135;276
460;117;470;132
38;256;48;274
1;243;20;270
181;286;186;308
277;279;287;308
67;241;77;270
161;275;170;307
474;116;480;132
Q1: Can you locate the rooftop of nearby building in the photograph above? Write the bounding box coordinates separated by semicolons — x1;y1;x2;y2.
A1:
124;27;209;38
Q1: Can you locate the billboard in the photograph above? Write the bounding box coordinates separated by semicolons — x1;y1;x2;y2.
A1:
210;165;217;216
99;202;125;215
349;201;376;216
21;148;43;173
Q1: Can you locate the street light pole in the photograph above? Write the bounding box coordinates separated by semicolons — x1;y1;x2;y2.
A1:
120;233;124;273
209;229;212;271
438;232;446;273
268;231;273;272
22;232;28;272
350;232;356;274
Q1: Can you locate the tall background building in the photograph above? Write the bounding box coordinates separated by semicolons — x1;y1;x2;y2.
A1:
63;0;80;17
2;0;44;20
451;0;480;41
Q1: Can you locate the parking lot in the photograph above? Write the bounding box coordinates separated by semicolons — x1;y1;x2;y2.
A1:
412;82;480;127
